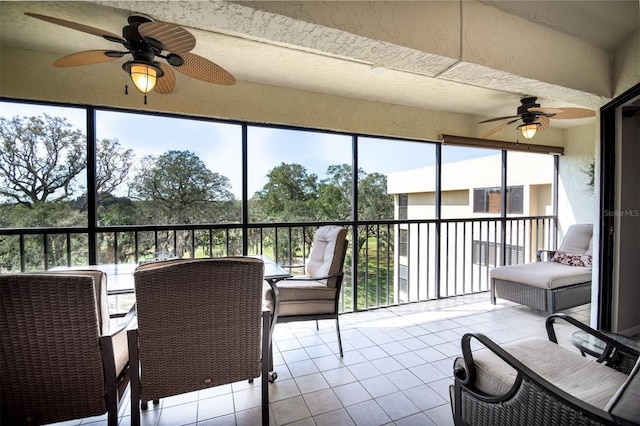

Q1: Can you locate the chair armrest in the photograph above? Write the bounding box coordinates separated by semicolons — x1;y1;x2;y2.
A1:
281;271;344;282
546;314;640;371
455;332;629;425
109;303;137;337
536;249;557;261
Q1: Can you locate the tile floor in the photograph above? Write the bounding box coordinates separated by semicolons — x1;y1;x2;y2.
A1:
53;293;592;426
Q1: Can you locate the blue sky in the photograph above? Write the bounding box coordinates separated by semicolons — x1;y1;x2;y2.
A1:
1;101;495;198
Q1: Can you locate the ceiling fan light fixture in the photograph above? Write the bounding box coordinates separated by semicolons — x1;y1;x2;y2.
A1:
130;63;158;93
518;122;539;139
123;61;163;94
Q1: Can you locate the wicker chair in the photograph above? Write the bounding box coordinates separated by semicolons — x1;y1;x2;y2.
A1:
263;226;349;359
128;257;271;426
451;314;640;425
0;271;134;426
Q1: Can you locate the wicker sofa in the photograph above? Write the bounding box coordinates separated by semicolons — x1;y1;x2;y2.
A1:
451;314;640;425
490;224;593;314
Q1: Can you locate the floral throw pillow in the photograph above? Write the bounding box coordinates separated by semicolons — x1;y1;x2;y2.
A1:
551;251;592;267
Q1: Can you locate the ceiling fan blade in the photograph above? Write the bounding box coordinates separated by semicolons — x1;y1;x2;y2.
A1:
538;116;550;130
53;50;120;67
25;13;125;43
549;108;596;119
482;123;510;138
174;52;236;85
482;118;521;138
139;21;196;53
478;115;518;124
529;106;563;115
154;63;176;94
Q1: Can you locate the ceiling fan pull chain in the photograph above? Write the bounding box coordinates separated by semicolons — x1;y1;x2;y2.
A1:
125;85;129;95
144;95;147;105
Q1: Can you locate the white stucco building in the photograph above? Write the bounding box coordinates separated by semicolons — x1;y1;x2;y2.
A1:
387;151;556;302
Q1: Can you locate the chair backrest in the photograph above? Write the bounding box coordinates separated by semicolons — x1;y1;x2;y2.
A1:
132;257;265;402
0;274;108;425
305;225;348;287
47;269;110;333
558;224;593;254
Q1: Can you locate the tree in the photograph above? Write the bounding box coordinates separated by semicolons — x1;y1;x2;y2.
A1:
358;171;393;220
96;138;133;204
129;150;237;257
0;114;85;208
317;164;353;221
130;150;236;224
252;163;319;222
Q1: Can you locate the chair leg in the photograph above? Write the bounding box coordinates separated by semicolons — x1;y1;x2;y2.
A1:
490;279;497;305
336;317;343;357
127;329;141;426
99;336;119;426
269;339;274;372
261;311;270;426
316;319;319;331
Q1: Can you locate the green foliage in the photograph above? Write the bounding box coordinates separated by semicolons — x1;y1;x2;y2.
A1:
0;114;85;207
252;162;393;224
129;150;238;225
127;150;239;257
358;171;393;220
1;114;397;306
95;138;133;204
252;163;319;222
582;159;595;190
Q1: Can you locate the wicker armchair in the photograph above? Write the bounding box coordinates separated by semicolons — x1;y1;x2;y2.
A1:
263;225;349;358
1;271;134;426
451;314;640;425
128;257;271;426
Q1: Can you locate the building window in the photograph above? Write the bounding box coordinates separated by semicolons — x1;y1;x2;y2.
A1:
398;193;408;220
472;240;525;266
473;186;523;214
399;229;408;257
398;264;409;302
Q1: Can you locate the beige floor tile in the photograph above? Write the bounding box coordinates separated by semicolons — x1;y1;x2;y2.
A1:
64;295;595;426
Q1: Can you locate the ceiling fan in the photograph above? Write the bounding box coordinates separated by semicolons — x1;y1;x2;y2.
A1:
479;97;595;139
25;12;235;96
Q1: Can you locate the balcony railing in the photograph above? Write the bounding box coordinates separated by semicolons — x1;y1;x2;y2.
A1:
1;216;556;313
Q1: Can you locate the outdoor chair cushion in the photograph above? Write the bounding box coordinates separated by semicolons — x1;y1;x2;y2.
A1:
557;223;593;255
454;337;628;410
490;261;592;290
305;225;347;286
263;279;337;316
606;356;640;420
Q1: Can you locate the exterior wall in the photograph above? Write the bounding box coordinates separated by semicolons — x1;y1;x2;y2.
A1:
389;151;556;302
388;151;554;218
558;123;598;234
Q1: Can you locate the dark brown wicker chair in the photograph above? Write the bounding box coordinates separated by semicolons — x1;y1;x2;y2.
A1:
451;314;640;426
0;271;134;426
128;257;271;426
263;226;349;359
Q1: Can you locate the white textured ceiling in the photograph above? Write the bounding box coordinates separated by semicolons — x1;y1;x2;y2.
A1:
1;1;638;131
